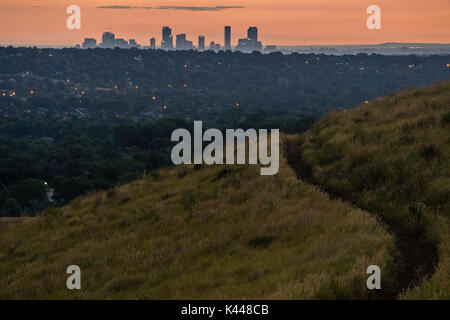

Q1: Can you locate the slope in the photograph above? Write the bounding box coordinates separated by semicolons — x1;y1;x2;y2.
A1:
298;81;449;299
0;140;395;299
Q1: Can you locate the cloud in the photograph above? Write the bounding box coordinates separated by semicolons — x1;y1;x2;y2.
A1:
97;6;153;10
97;5;245;12
157;6;245;11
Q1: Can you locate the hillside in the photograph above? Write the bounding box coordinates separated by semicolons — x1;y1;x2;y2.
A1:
1;82;447;300
299;81;450;299
0;141;395;299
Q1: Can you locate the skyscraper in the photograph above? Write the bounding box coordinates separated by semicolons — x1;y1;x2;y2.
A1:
82;38;97;49
161;27;173;50
224;26;231;50
176;34;193;50
198;36;205;51
236;27;262;53
129;39;139;48
176;34;186;49
162;27;171;41
209;41;221;52
114;38;129;48
101;32;115;49
247;27;258;42
150;37;156;49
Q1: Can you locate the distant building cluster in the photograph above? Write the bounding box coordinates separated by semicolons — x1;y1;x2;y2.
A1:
236;27;262;53
81;26;277;53
82;32;141;49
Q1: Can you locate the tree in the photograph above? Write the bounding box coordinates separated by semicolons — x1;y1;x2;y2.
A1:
55;177;90;202
113;123;138;147
9;178;48;207
3;199;20;217
0;183;7;209
29;96;57;110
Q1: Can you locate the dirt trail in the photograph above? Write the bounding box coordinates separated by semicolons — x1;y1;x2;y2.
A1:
284;137;438;300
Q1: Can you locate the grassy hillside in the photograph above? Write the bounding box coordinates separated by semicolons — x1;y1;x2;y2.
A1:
0;141;395;299
300;81;450;299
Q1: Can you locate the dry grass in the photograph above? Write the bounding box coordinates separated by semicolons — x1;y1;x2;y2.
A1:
301;81;450;299
0;139;395;299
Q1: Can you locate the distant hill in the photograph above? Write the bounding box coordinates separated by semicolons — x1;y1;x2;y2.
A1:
0;140;394;299
299;81;450;299
284;43;450;55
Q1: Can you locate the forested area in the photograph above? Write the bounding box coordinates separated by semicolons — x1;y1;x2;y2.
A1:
0;47;449;215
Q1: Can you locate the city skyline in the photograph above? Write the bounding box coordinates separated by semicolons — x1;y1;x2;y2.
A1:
82;26;273;53
0;0;449;47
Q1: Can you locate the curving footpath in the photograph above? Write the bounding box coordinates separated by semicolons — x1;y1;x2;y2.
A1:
284;137;438;300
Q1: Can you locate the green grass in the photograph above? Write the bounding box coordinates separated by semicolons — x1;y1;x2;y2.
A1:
300;81;450;299
0;141;395;299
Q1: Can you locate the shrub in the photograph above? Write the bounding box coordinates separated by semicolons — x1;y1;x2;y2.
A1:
215;167;232;180
180;190;196;211
247;235;274;249
440;112;450;125
348;161;388;190
40;207;63;226
176;167;189;178
420;144;439;160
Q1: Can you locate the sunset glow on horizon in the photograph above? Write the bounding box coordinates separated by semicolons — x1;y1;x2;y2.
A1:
0;0;449;47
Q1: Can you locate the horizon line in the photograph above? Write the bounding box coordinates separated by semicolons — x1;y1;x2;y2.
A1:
1;42;450;49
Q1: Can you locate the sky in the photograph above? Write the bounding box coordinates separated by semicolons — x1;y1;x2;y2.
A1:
0;0;449;47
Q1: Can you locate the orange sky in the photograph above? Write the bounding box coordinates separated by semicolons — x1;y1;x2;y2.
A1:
0;0;449;46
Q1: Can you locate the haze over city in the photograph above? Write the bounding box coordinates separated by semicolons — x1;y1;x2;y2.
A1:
0;0;449;47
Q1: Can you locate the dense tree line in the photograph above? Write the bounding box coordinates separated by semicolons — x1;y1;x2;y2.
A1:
0;113;312;216
0;117;183;216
